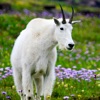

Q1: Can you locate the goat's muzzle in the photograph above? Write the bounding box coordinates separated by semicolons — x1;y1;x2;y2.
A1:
67;43;74;50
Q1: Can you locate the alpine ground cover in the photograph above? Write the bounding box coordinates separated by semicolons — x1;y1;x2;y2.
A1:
0;0;100;100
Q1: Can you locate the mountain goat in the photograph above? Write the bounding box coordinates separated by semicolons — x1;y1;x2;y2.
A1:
11;5;79;100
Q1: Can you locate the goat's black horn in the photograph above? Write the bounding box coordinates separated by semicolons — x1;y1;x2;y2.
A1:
69;7;74;24
59;4;66;24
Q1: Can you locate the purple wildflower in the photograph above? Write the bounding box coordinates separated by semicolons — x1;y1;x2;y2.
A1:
0;68;3;71
55;65;98;81
2;91;7;95
5;67;10;71
18;90;23;93
2;75;7;79
63;96;69;100
23;9;30;15
71;94;75;97
6;96;11;99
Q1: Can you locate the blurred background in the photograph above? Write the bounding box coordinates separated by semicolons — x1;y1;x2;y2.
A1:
0;0;100;17
0;0;100;100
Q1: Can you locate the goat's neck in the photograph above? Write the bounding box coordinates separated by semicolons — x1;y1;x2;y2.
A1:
41;25;57;51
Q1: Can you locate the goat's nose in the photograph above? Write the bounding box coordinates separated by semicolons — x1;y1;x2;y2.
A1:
68;44;74;48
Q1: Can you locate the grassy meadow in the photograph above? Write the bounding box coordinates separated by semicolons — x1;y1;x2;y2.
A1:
0;0;100;100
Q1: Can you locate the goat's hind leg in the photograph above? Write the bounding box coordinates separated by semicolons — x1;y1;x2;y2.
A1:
13;67;24;100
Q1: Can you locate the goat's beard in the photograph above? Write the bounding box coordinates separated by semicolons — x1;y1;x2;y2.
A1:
58;43;66;50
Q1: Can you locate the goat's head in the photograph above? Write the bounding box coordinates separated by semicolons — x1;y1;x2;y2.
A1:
54;5;80;50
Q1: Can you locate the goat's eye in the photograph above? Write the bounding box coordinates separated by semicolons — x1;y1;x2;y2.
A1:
60;27;64;30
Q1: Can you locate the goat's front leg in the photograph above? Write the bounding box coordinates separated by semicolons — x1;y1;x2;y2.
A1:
34;76;43;100
13;67;24;100
43;67;55;100
22;69;34;100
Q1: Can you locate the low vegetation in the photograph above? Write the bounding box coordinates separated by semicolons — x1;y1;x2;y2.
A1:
0;0;100;100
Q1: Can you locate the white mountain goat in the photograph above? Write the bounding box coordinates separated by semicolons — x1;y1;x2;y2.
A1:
11;5;80;100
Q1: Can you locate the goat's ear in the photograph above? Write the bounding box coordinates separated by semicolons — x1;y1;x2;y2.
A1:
72;20;81;24
53;17;60;26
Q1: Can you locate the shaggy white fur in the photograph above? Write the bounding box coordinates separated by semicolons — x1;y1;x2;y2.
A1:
11;18;75;100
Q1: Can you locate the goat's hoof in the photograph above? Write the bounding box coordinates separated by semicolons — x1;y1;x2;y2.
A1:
28;96;31;100
26;96;34;100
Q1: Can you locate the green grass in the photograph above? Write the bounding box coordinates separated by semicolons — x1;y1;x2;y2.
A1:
0;0;100;100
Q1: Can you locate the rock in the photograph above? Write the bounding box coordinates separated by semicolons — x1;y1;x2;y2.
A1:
43;5;56;11
0;3;12;12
